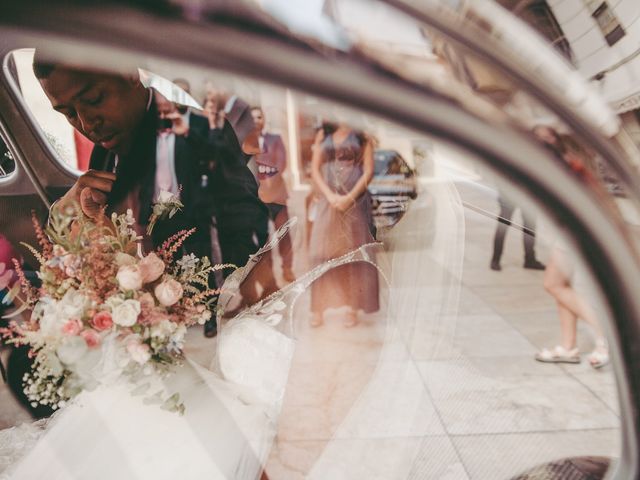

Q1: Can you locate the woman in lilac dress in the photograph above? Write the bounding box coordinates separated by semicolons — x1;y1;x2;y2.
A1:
308;123;379;327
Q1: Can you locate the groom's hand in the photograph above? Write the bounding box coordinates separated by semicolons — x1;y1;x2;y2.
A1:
56;170;116;219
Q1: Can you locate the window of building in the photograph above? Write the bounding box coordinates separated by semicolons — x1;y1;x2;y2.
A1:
585;0;626;46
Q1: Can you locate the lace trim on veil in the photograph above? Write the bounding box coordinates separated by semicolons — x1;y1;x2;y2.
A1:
0;417;55;478
216;216;388;337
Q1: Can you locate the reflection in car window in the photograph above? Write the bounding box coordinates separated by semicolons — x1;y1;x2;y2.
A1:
0;50;625;480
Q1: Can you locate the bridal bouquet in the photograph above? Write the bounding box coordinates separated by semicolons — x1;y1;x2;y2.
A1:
1;195;228;413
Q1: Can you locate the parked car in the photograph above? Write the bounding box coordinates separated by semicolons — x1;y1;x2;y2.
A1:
368;149;417;229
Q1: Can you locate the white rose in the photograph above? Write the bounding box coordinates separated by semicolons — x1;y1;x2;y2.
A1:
111;299;141;327
105;294;124;310
150;319;177;339
156;190;177;203
59;289;90;321
154;278;183;306
126;338;151;364
198;309;212;325
37;298;65;336
139;253;165;284
116;264;143;291
57;336;88;365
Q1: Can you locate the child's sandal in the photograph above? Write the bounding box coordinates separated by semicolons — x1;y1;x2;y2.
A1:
535;346;580;364
588;340;609;369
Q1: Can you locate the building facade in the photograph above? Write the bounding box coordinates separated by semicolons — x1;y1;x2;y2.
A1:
504;0;640;147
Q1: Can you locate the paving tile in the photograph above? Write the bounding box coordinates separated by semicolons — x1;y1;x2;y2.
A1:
277;359;377;441
333;361;445;439
267;436;468;480
570;370;620;415
389;285;483;322
452;429;620;480
417;359;620;435
469;283;555;315
265;439;325;480
292;312;409;365
505;310;603;353
409;314;537;361
277;359;444;442
461;265;544;288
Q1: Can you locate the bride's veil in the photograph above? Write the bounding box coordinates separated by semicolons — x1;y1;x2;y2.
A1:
212;160;465;477
0;164;464;480
299;177;465;478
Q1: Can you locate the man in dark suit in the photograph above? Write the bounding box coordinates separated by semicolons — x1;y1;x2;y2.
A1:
150;92;212;257
201;105;274;336
34;63;274;306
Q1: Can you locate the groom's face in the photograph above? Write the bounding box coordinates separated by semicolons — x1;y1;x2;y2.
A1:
39;68;149;156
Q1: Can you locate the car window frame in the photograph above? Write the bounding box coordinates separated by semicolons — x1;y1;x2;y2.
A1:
0;4;639;477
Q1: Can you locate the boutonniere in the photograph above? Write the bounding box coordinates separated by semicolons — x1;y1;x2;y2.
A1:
147;189;184;235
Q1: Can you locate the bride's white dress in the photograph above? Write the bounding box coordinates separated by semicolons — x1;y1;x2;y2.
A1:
0;229;384;479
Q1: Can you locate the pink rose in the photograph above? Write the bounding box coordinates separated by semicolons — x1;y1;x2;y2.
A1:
81;329;101;348
62;319;83;336
139;253;165;284
154;278;183;307
91;311;113;331
116;264;143;291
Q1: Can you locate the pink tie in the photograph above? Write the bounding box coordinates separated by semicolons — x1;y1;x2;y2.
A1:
156;132;173;193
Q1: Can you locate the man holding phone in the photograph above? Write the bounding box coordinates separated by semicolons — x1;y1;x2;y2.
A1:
149;91;213;257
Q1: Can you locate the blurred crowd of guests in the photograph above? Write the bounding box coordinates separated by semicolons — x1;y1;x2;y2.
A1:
1;72;383;345
142;79;380;333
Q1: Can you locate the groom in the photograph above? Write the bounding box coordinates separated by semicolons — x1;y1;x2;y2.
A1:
34;62;209;234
